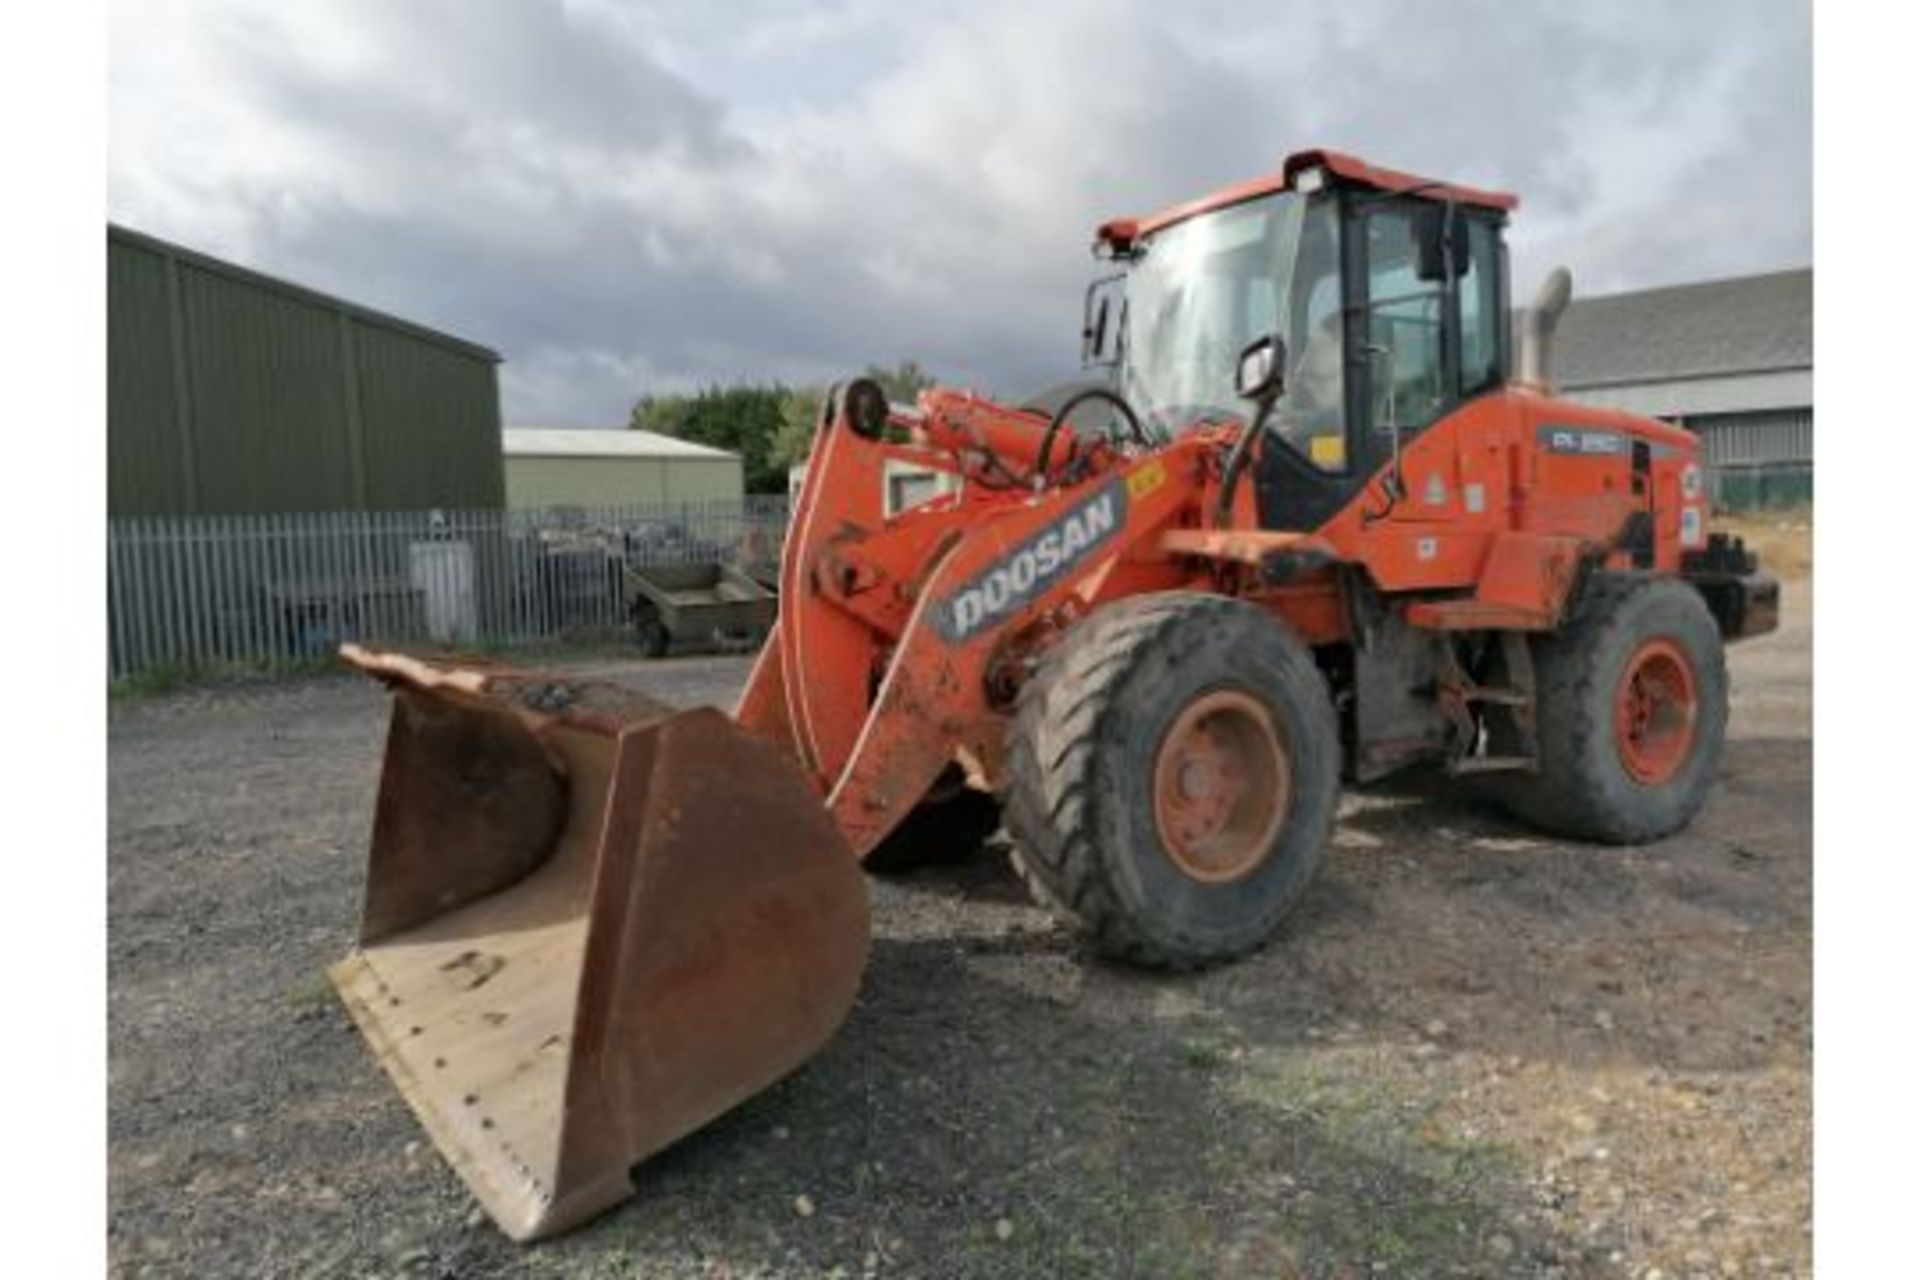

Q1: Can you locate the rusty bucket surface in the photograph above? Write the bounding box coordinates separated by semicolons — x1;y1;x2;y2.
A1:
330;646;869;1241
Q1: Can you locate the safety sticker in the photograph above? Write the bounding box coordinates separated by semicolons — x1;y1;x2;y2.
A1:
1127;459;1167;500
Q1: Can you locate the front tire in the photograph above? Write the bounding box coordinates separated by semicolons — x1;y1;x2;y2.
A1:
1495;573;1728;843
1001;594;1341;969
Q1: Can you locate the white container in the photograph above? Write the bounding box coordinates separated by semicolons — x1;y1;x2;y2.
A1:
408;540;478;643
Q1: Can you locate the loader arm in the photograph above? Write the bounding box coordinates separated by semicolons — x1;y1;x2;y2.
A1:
738;382;1210;855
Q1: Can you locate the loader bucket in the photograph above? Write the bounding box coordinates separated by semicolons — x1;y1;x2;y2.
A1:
329;647;869;1241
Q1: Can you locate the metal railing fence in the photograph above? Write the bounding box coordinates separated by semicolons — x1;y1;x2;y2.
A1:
1707;460;1813;513
107;497;790;681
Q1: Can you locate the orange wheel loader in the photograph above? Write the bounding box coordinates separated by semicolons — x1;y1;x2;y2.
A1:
329;148;1780;1240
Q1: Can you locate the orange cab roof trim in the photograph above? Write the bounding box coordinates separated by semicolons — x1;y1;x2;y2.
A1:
1096;148;1519;248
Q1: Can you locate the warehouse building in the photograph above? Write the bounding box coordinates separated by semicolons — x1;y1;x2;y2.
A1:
503;428;744;509
1555;267;1812;509
108;223;506;517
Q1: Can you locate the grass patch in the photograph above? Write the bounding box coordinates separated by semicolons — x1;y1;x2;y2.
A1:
110;663;200;699
1230;1049;1521;1267
110;654;341;699
1177;1036;1231;1071
106;632;653;698
284;975;335;1009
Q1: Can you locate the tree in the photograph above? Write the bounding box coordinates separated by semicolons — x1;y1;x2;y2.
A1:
770;387;825;475
628;393;692;436
629;362;946;494
862;360;937;404
629;384;789;493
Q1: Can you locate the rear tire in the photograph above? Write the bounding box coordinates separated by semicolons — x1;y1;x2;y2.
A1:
1494;573;1728;843
1001;593;1341;969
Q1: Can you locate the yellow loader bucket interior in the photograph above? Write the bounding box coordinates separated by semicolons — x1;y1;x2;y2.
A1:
331;647;869;1241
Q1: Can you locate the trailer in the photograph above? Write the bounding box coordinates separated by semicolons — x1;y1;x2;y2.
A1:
624;562;778;656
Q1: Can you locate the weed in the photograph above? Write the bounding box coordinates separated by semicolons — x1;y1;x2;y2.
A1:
111;663;200;698
284;976;335;1009
1178;1036;1230;1071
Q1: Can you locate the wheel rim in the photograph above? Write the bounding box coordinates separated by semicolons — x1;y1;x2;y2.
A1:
1613;637;1699;786
1152;689;1291;883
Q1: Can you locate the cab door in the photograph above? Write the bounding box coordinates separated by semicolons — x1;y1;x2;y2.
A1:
1252;192;1509;535
1331;198;1519;588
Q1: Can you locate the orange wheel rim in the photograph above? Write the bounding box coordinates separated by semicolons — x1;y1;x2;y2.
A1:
1613;638;1698;786
1152;689;1290;883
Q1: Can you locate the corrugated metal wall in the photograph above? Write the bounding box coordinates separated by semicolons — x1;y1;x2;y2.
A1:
503;455;744;508
356;325;507;510
1687;409;1813;466
107;232;190;515
1670;409;1814;511
107;225;506;516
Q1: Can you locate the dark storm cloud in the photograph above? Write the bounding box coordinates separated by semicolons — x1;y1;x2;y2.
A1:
110;0;1810;424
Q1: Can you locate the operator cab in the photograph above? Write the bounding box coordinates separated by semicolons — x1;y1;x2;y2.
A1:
1087;150;1516;530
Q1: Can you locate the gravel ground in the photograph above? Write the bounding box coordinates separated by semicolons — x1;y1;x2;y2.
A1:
109;589;1811;1279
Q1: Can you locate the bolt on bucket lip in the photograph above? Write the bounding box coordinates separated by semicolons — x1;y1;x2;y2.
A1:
332;645;871;1241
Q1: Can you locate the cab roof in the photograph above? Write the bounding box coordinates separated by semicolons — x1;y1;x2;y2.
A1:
1095;148;1518;252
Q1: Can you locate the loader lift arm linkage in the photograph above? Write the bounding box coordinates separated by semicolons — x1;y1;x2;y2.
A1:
328;147;1778;1241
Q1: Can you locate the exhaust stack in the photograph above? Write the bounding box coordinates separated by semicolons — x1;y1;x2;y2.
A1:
1517;267;1573;393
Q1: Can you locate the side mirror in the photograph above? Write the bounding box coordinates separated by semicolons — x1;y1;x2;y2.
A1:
1082;274;1126;367
1414;204;1469;282
1235;334;1287;401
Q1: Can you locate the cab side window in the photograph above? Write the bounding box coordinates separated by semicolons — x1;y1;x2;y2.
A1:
1458;218;1503;396
1362;209;1449;432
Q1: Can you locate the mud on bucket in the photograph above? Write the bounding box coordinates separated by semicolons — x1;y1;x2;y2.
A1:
329;647;870;1241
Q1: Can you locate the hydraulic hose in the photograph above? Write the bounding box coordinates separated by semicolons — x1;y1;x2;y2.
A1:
1033;388;1149;481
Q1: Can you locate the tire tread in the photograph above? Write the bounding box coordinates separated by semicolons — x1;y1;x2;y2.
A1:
1003;593;1337;968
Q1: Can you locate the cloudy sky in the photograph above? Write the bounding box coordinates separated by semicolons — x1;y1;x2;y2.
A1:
109;0;1810;426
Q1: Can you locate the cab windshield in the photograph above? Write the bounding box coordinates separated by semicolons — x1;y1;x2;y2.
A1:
1118;191;1346;467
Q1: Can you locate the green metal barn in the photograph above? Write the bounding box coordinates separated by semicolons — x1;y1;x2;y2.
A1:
108;224;506;516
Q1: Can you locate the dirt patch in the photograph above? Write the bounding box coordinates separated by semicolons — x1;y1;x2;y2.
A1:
1714;508;1812;582
109;600;1810;1278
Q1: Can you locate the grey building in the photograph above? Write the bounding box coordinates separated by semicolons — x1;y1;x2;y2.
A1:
109;224;506;517
1554;267;1812;508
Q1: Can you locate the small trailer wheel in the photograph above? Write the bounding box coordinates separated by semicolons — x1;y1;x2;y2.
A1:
631;600;670;658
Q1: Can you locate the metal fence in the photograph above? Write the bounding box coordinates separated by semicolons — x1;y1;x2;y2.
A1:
107;497;791;681
1707;461;1813;512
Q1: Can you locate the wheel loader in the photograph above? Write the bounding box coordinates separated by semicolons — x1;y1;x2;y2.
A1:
329;148;1780;1240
